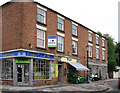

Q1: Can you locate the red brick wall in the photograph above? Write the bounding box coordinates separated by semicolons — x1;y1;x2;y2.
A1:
2;2;22;51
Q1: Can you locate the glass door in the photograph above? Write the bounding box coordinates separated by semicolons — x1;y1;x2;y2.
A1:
17;64;29;85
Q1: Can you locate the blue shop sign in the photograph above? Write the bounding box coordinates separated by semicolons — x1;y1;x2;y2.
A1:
0;51;54;60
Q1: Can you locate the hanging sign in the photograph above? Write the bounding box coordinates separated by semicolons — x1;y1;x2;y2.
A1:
48;36;57;48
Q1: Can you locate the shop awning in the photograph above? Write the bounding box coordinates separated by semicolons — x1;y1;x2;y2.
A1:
67;62;89;71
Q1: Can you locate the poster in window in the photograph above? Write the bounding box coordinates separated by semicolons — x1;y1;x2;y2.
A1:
51;64;55;77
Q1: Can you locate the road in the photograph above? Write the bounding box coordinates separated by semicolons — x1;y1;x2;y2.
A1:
106;79;120;92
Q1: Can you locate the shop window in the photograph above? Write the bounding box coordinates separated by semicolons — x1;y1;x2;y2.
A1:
37;29;45;48
58;36;64;52
58;17;64;31
2;59;13;80
37;8;46;24
33;59;50;80
72;41;77;55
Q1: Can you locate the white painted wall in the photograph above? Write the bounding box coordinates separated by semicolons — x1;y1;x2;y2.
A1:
113;66;120;78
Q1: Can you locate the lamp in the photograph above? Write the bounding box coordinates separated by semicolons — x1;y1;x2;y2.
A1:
86;45;89;83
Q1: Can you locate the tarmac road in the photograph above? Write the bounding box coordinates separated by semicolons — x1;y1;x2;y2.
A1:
105;79;120;92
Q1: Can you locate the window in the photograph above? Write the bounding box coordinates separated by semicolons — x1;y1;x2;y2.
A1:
37;29;45;48
58;17;64;31
96;48;99;59
102;39;105;47
96;36;99;44
37;8;46;24
89;32;92;42
89;46;92;57
33;59;50;80
2;59;13;80
58;36;64;52
72;41;77;54
102;50;105;60
72;24;77;36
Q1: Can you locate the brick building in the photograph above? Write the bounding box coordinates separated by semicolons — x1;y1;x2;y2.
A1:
0;1;108;85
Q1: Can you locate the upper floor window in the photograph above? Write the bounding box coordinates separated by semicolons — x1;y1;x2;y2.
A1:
89;46;92;57
102;50;105;60
37;29;45;48
102;39;105;47
72;41;77;55
37;8;46;24
72;24;77;36
96;48;99;59
96;36;99;44
89;32;92;42
58;36;64;52
58;17;64;31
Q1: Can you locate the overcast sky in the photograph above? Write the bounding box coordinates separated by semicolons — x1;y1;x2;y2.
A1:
0;0;119;42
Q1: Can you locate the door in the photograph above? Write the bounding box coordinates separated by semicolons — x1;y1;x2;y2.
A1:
17;64;29;85
58;64;63;82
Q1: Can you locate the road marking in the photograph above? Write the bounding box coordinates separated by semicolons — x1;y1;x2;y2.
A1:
104;83;113;91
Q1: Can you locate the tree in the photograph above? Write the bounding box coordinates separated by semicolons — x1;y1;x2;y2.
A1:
116;43;120;66
103;34;118;72
97;31;102;36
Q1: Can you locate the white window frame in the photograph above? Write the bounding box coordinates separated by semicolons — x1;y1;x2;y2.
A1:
72;41;77;55
102;50;105;60
58;17;64;31
96;48;99;59
96;36;99;44
102;39;105;47
37;29;46;48
89;46;92;57
57;36;64;52
89;32;92;42
37;8;46;24
33;59;51;80
72;24;77;36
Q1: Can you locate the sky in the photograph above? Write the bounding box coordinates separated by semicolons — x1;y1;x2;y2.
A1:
0;0;119;42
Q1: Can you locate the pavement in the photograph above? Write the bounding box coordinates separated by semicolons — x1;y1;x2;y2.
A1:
0;79;116;92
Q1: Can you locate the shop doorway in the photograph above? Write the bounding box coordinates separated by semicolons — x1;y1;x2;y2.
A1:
17;64;29;85
58;64;63;82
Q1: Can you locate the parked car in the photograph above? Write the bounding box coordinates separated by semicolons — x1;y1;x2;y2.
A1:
118;77;120;89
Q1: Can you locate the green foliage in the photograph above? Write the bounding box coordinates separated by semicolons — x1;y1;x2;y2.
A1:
97;31;102;36
108;59;116;72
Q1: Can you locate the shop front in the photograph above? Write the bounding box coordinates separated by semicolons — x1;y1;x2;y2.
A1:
0;49;54;85
88;60;107;80
56;55;89;83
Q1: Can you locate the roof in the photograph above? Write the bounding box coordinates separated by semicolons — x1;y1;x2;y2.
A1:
1;0;107;40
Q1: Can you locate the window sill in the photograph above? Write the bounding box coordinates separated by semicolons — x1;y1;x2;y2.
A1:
102;46;105;48
88;57;93;59
72;34;78;38
57;51;65;54
72;54;78;56
96;58;100;60
37;21;47;26
96;44;99;46
89;41;93;43
57;29;65;33
36;47;46;50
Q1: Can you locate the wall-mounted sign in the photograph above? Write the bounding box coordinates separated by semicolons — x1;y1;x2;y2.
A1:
16;58;30;63
48;36;56;48
57;56;80;63
0;50;54;60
